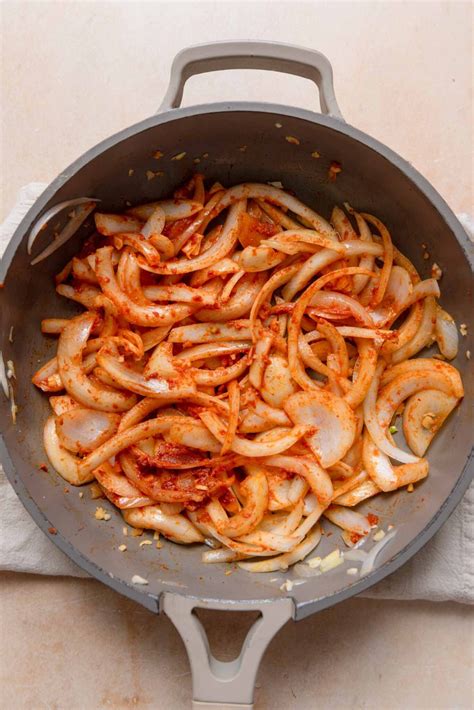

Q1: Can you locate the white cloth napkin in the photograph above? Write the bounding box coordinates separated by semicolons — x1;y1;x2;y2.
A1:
1;184;472;602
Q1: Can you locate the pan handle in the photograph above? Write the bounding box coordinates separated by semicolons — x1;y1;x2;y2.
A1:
162;593;293;709
157;40;344;120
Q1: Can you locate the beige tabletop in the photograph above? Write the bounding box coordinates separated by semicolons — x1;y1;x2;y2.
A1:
0;2;473;709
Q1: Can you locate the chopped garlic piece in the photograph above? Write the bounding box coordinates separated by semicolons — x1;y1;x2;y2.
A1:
307;556;322;569
407;483;414;492
8;326;14;343
285;135;300;145
275;122;282;128
118;544;127;552
94;506;111;521
139;540;152;547
153;531;160;540
171;152;186;161
466;350;471;360
280;579;294;592
239;145;248;152
155;541;163;549
6;360;16;379
128;169;134;176
373;529;386;542
311;150;320;158
423;251;430;260
346;567;358;576
78;492;84;499
421;412;436;431
459;323;468;336
153;150;163;160
431;262;442;280
268;181;283;189
320;549;344;573
131;575;148;585
131;527;144;537
122;526;128;536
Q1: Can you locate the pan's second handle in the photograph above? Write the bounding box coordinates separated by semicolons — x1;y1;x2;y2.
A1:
162;593;293;709
158;40;344;120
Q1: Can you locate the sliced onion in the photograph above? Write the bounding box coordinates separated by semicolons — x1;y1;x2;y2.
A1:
363;362;419;465
333;477;380;506
391;296;437;364
363;431;429;492
96;346;196;399
0;352;8;398
284;390;356;468
127;199;203;222
435;307;459;360
141;205;166;239
166;420;222;453
43;416;94;485
169;320;251;343
95;213;142;235
143;283;217;306
95;247;195;327
137;200;246;275
55;407;120;454
57;312;137;412
28;197;99;254
196;272;266;321
238;524;322;573
324;505;371;535
403;389;459;457
31;202;97;265
261;228;345;254
238;245;286;272
210;468;268;537
78;414;185;476
263;454;333;507
261;354;298;408
123;506;204;544
199;410;310;457
221;380;240;454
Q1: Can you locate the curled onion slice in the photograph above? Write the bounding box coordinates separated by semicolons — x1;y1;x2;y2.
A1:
169;320;251;343
403;389;459;457
324;505;371;535
123;506;204;544
363;431;429;492
95;247;194;327
56;408;120;454
284;390;356;468
57;312;137;412
435;307;459;360
199;411;311;457
127;199;203;222
263;454;333;507
238;524;322;573
43;416;94;485
29;198;99;256
261;354;298;408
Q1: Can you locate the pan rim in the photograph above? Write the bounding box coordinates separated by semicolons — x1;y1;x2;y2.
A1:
0;101;472;617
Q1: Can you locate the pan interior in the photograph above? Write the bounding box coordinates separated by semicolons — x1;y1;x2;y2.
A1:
1;106;472;617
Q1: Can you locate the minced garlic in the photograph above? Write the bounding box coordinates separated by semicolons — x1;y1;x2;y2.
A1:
139;540;152;547
460;323;468;336
373;529;386;542
307;556;322;569
431;263;442;280
346;567;358;576
118;544;127;552
280;579;294;592
94;506;111;521
131;575;148;585
320;549;344;573
285;136;300;145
